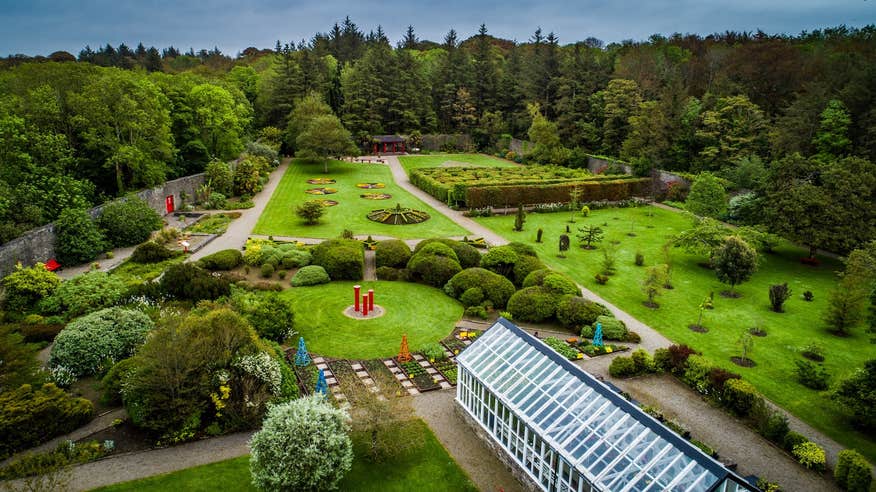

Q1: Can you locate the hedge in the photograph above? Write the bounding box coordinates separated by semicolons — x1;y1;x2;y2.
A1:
290;265;331;287
556;295;610;328
582;315;627;340
507;286;560;322
375;266;411;281
130;241;178;264
407;253;462;288
723;378;759;417
413;239;481;269
198;249;243;270
311;239;364;281
835;449;872;492
513;256;546;287
375;240;411;268
0;383;94;459
444;268;516;309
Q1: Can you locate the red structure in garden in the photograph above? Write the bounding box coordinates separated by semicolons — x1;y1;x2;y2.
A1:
398;334;412;362
371;135;405;154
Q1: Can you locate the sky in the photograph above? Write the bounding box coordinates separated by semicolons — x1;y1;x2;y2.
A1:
0;0;873;56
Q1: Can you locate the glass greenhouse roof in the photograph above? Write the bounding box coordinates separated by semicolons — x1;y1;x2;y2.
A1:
456;318;756;492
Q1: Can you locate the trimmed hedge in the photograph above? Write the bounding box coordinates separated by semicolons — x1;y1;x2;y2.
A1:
375;266;411;281
96;198;163;248
556;295;610;328
513;256;546;287
130;241;178;264
290;265;331;287
311;239;364;281
407;253;462;288
444;268;516;309
723;378;758;417
198;249;243;271
0;383;94;459
480;245;519;280
375;240;411;268
507;286;560;323
281;250;312;269
159;263;232;301
582;315;627;340
413;239;481;269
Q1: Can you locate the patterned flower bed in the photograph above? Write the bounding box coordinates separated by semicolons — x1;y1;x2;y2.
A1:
307;178;336;185
310;199;339;207
367;204;430;225
304;187;338;195
360;193;392;200
397;359;440;391
356;182;386;189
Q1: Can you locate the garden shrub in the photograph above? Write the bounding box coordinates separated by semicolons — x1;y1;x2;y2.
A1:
230;288;296;342
465;305;489;319
130;241;177;264
205;160;234;196
792;441;826;471
656;344;700;374
832;359;876;432
159;263;231;301
419;343;447;362
243;238;275;266
795;360;830;390
40;271;126;319
522;269;553;288
249;396;353;491
290;265;330;287
480;245;519;280
260;263;275;278
415;242;459;262
723;378;759;416
631;349;654;373
97;198;163;248
751;401;790;444
783;431;809;452
512;255;546;287
707;367;741;394
281;250;312;269
17;323;64;343
54;208;105;265
0;439;107;480
460;287;485;307
100;357;138;406
507;286;559;322
413;238;481;269
609;356;637;378
444;268;516;308
198;249;243;271
233;157;261;196
375;266;410;282
407;253;462;288
296;201;325;225
542;273;580;296
653;348;671;372
682;355;715;394
0;383;93;459
556;295;610;328
507;241;538;258
1;263;61;313
237;281;284;292
835;449;872;492
311;239;364;281
375;240;411;268
584;315;627;340
50;306;154;378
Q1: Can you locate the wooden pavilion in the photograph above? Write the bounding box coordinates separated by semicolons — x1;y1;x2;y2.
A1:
371;135;406;154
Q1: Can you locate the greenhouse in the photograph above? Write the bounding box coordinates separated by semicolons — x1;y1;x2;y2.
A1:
455;318;757;492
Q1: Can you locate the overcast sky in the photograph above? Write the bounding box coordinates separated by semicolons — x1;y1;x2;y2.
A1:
1;0;873;56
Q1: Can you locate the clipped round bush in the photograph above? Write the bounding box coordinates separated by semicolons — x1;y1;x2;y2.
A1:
507;241;538;258
281;250;312;269
480;245;519;280
513;255;546;287
290;265;331;287
792;441;826;471
407;253;462;288
376;266;411;282
261;263;275;278
159;263;231;301
249;396;353;491
50;307;154;378
584;315;627;340
522;268;553;288
542;273;580;296
835;449;872;492
97;198;163;248
414;238;481;269
130;241;177;264
375;240;411;268
609;356;637;378
415;242;458;262
54;208;105;265
723;378;759;417
198;249;243;270
556;295;610;328
507;286;560;323
40;271;126;319
311;239;364;281
460;287;485;307
445;268;516;309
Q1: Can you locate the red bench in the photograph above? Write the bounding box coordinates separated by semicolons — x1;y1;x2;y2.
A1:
44;259;61;271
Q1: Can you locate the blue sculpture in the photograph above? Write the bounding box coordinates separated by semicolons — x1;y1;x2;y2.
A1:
592;322;604;348
295;337;311;367
315;369;328;396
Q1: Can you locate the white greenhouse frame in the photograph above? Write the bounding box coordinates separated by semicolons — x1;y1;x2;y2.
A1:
456;318;757;492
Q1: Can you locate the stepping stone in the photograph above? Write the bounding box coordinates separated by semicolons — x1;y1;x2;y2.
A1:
368;386;380;393
395;374;407;381
362;378;375;386
413;354;425;361
426;368;438;374
330;386;342;394
407;388;420;396
418;361;430;367
377;395;388;401
390;367;401;373
313;357;325;364
351;363;364;370
316;363;328;370
325;377;337;385
383;360;394;367
401;380;413;388
355;370;368;377
440;381;453;389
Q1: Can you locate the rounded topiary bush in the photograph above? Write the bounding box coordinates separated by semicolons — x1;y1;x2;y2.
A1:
407;253;462;288
375;239;411;268
556;295;610;328
97;198;163;248
311;239;364;281
290;265;331;287
582;315;627;339
281;250;312;269
249;396;353;492
414;239;481;269
609;356;637;378
460;287;485;307
522;268;553;288
415;242;458;262
50;307;154;378
54;208;105;265
376;266;411;281
507;286;560;323
130;241;178;264
480;245;519;280
444;268;516;309
507;241;538;258
198;249;243;271
261;263;275;278
513;255;546;287
542;273;580;296
835;449;872;492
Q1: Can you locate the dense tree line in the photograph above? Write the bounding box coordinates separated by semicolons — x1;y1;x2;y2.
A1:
2;21;875;250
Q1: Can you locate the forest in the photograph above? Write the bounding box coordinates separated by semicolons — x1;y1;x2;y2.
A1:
1;19;875;252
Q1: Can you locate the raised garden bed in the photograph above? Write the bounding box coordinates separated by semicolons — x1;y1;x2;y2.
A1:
579;343;629;357
362;359;405;396
291;358;320;396
396;358;441;392
543;337;583;360
433;360;458;385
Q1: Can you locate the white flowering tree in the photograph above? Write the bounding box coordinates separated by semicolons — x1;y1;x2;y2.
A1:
249;396;353;491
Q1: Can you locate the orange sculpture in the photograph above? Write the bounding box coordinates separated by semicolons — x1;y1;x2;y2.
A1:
397;334;412;362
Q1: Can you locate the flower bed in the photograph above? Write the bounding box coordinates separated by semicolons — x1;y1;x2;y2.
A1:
433;360;458;385
367;204;430;225
307;178;336;185
397;359;441;392
543;337;583;360
310;199;339;207
356;182;386;189
360;193;392;200
362;359;404;395
442;337;467;356
304;187;338;195
580;343;629;357
291;361;320;395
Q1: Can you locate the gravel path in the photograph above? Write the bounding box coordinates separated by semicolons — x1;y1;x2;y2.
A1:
412;390;526;492
363;250;377;280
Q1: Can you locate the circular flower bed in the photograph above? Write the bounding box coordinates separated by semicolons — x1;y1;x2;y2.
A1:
356;183;386;189
306;178;336;185
311;199;339;207
305;187;338;195
367;203;430;225
360;193;392;200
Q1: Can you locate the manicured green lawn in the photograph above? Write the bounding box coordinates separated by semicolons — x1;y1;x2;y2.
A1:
253;159;468;239
476;206;876;461
399;153;518;175
92;419;476;492
281;281;463;359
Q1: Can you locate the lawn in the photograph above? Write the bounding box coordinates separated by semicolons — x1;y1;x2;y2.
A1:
92;419;477;492
281;281;463;359
475;205;876;461
398;153;518;175
253;159;468;239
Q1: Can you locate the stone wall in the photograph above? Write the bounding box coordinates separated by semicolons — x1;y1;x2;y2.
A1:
455;402;540;492
0;173;205;277
509;138;533;155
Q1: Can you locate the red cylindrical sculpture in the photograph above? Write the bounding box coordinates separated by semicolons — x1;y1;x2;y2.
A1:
354;285;361;312
362;297;369;316
368;289;374;311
